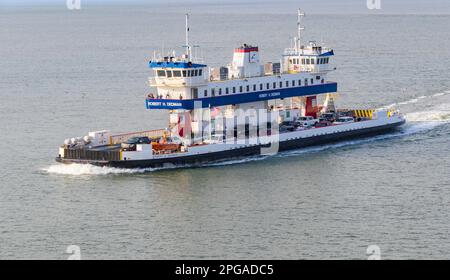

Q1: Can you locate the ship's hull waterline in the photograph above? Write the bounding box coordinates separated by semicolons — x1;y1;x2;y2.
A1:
55;120;405;169
56;12;406;170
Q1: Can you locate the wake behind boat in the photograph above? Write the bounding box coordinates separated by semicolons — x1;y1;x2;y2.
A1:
56;10;405;169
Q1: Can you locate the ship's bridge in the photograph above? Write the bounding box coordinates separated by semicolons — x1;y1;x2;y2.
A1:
283;41;334;74
147;58;208;101
145;45;337;110
148;59;208;88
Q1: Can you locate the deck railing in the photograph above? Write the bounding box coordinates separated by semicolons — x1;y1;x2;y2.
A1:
110;129;167;144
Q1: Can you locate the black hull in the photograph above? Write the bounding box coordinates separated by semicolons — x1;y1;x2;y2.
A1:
56;120;405;169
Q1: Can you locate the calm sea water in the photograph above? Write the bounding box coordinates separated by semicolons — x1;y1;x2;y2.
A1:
1;3;450;259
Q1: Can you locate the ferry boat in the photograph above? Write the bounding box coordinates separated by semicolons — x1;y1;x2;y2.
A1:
56;11;405;168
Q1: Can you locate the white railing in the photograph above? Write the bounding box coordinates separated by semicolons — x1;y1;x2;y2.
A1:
110;129;167;144
148;77;207;87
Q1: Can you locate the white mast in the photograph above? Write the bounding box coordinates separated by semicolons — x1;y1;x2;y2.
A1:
297;9;305;54
185;13;191;60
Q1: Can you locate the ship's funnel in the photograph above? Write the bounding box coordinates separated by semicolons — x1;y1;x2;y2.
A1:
229;44;262;79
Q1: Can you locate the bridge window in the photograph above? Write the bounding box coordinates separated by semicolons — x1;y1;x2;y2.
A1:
167;70;173;78
187;70;191;77
311;58;315;65
182;70;187;77
157;70;165;77
199;69;203;76
194;69;198;76
173;70;182;77
306;59;310;65
301;59;305;64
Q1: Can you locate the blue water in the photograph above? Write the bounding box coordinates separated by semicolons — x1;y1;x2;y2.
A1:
1;3;450;259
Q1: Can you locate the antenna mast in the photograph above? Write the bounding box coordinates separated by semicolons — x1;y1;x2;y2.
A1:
297;9;305;54
185;14;191;60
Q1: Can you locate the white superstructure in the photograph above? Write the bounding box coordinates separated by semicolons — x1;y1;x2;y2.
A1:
56;10;405;168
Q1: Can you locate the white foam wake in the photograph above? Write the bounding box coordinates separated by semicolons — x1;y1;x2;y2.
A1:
384;91;450;109
382;91;450;123
43;120;437;176
201;98;450;163
404;101;450;123
44;91;450;175
43;164;158;175
277;121;440;159
406;110;450;122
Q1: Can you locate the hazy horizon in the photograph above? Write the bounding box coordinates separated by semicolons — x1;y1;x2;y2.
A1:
1;0;450;15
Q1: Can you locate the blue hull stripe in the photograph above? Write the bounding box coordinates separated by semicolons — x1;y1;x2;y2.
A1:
146;82;337;110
